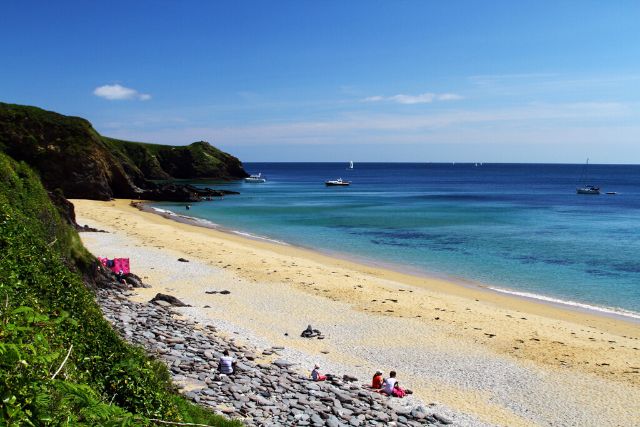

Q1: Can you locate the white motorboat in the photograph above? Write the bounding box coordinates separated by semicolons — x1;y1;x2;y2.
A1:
245;173;266;183
325;178;350;186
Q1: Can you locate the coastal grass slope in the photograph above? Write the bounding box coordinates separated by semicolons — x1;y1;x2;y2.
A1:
0;102;247;201
0;152;239;426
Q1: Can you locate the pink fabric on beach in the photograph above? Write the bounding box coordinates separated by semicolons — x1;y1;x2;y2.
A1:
113;258;130;274
98;257;130;274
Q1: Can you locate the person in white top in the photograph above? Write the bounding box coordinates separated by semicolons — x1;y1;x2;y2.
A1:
382;371;397;395
218;349;236;375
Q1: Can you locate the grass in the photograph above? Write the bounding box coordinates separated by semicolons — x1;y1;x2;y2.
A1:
0;152;241;426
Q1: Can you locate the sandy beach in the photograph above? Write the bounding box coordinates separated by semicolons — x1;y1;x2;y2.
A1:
73;199;640;427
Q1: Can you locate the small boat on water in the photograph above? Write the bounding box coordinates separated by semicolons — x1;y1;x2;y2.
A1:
325;178;350;186
576;158;600;195
577;185;600;195
245;173;266;183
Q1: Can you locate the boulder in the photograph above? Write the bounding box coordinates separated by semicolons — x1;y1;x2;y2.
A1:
150;293;191;307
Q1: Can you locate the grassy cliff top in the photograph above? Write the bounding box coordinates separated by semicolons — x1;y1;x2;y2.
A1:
0;102;247;199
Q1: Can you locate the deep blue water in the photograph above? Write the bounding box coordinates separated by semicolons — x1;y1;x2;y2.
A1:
152;163;640;318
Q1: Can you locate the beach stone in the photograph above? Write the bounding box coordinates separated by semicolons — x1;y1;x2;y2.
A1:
433;414;453;424
178;258;189;262
150;293;190;307
95;286;444;427
273;359;294;368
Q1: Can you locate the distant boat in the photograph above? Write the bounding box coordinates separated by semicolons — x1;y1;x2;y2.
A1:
245;173;266;183
576;159;600;195
577;185;600;195
325;178;350;186
347;161;354;170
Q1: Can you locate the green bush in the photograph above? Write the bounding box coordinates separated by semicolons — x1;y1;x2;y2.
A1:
0;152;239;426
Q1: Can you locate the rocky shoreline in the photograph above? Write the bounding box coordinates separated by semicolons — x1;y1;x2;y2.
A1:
96;285;456;426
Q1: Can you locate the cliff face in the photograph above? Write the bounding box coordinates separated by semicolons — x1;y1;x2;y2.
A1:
0;102;248;200
105;138;247;181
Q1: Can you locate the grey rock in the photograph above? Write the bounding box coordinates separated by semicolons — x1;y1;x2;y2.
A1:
433;414;453;425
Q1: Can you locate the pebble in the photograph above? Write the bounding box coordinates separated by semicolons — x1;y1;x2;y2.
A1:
96;286;456;426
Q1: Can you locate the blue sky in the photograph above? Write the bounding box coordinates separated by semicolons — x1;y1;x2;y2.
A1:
1;1;639;163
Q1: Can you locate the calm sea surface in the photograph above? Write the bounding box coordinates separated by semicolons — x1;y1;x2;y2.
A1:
151;163;640;318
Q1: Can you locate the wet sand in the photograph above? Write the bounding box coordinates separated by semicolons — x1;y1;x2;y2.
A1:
73;199;640;427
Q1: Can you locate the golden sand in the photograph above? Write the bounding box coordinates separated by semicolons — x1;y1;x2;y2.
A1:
73;199;640;426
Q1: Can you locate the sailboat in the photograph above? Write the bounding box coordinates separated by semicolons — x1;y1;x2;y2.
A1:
576;159;600;195
347;161;354;170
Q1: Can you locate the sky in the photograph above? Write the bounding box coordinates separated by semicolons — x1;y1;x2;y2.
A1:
1;1;639;163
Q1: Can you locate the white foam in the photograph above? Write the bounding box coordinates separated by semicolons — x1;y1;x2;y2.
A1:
487;287;640;320
151;207;174;215
230;230;290;246
151;207;220;227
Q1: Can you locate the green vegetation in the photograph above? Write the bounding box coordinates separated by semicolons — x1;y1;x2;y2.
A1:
0;152;240;426
0;102;247;201
103;137;246;180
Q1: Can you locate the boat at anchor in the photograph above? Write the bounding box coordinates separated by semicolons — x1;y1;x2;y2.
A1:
325;178;350;186
245;173;266;183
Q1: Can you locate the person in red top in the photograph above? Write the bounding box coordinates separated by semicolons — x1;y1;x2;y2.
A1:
371;370;384;389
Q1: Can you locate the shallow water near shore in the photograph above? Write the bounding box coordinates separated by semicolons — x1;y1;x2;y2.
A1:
151;162;640;318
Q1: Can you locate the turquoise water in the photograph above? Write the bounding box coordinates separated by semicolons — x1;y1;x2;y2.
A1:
152;163;640;319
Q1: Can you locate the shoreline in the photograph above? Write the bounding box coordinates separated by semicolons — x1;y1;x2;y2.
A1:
74;199;640;427
144;202;640;327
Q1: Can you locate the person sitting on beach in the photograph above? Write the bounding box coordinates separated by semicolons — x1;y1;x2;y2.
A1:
382;370;398;395
115;269;127;286
311;364;327;381
392;381;406;398
217;349;237;375
372;370;384;389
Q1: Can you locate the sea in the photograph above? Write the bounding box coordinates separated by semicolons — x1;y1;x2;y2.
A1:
150;163;640;320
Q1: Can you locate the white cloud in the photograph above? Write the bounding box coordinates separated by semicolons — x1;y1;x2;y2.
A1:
93;84;151;101
364;92;463;104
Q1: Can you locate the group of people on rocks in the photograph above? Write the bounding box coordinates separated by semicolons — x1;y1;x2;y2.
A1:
371;369;406;397
216;352;407;399
310;365;407;398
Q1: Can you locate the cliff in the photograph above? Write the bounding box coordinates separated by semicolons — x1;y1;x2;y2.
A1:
0;102;248;201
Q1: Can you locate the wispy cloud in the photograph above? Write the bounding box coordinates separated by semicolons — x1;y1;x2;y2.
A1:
364;92;463;104
101;101;635;148
93;84;151;101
